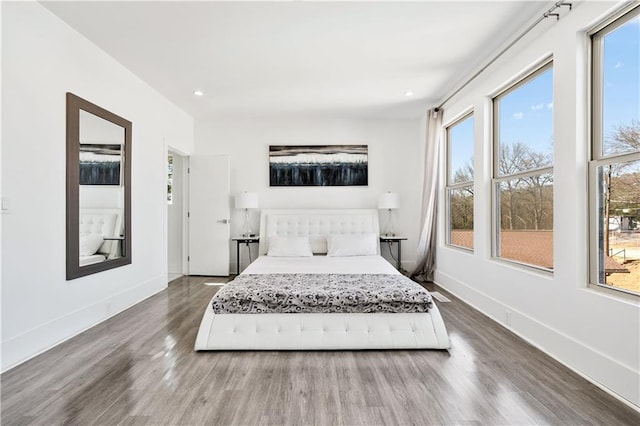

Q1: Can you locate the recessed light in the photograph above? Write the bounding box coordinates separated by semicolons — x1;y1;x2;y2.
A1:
404;91;414;97
193;90;204;96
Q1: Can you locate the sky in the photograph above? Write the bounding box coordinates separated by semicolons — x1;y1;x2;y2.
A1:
450;14;639;179
497;67;553;162
449;115;474;183
449;68;554;181
603;15;639;155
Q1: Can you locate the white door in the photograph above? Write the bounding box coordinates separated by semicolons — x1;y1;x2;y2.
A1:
189;154;230;276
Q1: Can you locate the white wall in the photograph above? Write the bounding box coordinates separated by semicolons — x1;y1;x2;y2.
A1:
1;2;194;371
435;1;639;408
195;117;423;272
80;187;124;209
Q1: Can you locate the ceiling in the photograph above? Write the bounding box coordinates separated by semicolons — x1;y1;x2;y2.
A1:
43;1;549;120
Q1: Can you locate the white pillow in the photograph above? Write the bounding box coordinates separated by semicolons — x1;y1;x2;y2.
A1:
327;233;377;256
267;236;313;257
79;234;104;256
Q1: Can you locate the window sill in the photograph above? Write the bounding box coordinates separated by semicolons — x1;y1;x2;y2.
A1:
490;256;554;279
444;243;474;254
583;283;640;304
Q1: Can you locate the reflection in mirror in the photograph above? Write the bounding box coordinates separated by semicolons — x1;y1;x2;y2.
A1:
79;111;125;267
67;93;131;280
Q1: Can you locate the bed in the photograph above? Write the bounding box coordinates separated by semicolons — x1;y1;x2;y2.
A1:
194;209;450;350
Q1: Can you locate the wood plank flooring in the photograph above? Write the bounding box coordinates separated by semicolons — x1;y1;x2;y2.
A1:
2;276;639;425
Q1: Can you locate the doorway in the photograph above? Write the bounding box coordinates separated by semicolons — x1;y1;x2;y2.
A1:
167;150;188;282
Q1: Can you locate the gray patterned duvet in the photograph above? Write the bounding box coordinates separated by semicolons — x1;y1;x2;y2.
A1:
211;273;433;314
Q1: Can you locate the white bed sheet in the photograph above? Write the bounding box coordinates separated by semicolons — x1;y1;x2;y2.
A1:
242;255;399;275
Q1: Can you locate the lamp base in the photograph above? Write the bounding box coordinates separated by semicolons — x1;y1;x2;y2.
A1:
382;209;396;237
241;208;254;237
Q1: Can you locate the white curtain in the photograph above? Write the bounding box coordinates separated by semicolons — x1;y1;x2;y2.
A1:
411;108;443;282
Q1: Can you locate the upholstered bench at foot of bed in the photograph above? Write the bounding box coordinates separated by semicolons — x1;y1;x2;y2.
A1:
194;300;451;350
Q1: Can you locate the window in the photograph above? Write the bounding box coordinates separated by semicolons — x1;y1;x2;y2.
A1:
446;113;474;250
493;62;554;270
591;8;640;295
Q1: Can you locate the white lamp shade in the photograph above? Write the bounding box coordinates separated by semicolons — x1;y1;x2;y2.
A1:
235;192;259;209
378;192;399;210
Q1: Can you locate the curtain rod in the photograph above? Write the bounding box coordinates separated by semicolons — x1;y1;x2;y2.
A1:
435;1;573;111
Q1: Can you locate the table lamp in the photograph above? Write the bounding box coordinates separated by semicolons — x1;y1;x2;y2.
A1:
235;191;258;237
378;191;399;237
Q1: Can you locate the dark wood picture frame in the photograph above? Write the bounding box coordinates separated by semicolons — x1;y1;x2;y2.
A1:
66;93;132;280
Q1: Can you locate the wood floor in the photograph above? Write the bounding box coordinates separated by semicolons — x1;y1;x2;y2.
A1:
2;276;639;425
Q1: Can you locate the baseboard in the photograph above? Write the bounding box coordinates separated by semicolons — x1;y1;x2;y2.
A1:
434;270;640;412
1;275;167;373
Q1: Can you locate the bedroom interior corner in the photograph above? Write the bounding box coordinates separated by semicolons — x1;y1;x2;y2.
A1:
194;117;424;275
2;0;639;423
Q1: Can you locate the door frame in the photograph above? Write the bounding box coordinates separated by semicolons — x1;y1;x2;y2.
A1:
166;146;190;278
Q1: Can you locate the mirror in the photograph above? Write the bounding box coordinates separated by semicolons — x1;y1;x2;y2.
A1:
66;93;131;280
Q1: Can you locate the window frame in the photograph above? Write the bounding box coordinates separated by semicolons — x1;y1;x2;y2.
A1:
589;6;640;296
491;59;554;272
445;111;475;251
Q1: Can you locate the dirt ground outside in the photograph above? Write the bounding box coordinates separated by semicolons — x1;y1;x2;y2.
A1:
451;230;553;269
607;260;640;293
450;230;473;249
608;231;640;294
451;229;638;294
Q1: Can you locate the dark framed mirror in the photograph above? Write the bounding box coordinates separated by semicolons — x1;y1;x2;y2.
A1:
66;93;132;280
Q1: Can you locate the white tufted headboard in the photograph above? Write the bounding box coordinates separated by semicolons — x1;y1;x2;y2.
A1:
79;208;123;258
258;209;380;255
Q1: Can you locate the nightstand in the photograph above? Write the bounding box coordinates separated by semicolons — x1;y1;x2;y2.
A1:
232;236;260;275
379;235;407;270
103;237;125;257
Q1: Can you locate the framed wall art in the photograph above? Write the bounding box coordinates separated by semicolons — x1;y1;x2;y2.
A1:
269;145;368;187
79;143;122;186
